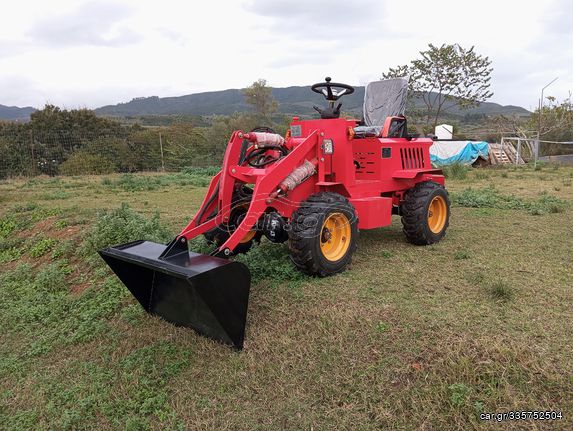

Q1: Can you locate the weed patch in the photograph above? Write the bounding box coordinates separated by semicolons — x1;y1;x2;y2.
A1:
488;281;515;302
0;264;129;357
101;168;218;192
3;341;188;430
13;202;38;212
376;321;389;333
0;247;23;263
528;195;567;214
453;187;568;215
54;219;68;229
51;240;74;259
0;216;17;239
473;170;490;180
380;250;393;259
235;240;305;288
29;238;58;258
42;190;71;200
441;163;469;180
81;203;172;263
449;383;472;408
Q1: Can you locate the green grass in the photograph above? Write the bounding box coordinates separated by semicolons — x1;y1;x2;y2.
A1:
441;162;469;180
100;168;218;192
0;246;23;263
41;190;71;200
488;280;515;302
454;250;470;260
0;167;572;430
29;238;58;258
80;203;173;266
452;186;568;215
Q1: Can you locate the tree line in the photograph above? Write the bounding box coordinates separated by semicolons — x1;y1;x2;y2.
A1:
0;90;288;178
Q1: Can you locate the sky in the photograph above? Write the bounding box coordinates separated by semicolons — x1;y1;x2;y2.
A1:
0;0;571;111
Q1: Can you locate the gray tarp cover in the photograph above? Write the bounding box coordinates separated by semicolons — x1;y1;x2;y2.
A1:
363;78;409;126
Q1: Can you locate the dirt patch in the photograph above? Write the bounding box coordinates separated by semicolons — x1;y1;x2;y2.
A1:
69;279;91;295
9;215;91;294
16;217;83;241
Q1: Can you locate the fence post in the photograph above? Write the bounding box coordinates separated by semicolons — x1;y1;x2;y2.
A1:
516;139;521;165
159;132;165;172
29;130;37;176
534;133;540;169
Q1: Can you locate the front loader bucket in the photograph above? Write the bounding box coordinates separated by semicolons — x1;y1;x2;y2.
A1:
99;240;250;350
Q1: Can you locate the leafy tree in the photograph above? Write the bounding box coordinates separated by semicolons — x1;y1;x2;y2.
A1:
529;95;573;143
383;43;493;127
242;79;278;122
160;124;211;169
29;104;124;139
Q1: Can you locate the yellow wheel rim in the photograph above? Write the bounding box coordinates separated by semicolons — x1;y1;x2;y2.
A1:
428;195;447;234
320;212;351;262
239;229;256;244
233;202;256;244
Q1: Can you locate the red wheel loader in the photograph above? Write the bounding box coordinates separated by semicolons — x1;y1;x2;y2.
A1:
99;77;450;349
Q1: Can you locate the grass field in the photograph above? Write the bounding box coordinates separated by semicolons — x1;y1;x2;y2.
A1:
1;164;572;430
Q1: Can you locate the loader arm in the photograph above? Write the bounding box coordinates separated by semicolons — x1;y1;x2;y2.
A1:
218;131;319;253
175;130;319;253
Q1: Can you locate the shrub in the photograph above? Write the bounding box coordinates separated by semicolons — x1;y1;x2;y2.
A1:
81;203;172;259
59;151;117;175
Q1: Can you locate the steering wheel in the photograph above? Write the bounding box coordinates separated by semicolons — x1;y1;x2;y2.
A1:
311;77;355;101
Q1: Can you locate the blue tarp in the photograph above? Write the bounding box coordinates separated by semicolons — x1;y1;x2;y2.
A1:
430;141;489;166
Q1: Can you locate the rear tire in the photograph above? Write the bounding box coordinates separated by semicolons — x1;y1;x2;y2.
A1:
401;181;450;245
288;192;358;276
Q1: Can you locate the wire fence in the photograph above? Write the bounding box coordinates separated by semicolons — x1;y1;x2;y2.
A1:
0;127;224;179
3;127;573;180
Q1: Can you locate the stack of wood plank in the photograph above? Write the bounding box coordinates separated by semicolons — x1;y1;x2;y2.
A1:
489;143;525;165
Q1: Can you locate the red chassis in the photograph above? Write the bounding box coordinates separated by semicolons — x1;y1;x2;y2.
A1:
176;117;444;255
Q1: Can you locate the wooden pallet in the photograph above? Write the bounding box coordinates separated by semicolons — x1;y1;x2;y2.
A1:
489;143;524;165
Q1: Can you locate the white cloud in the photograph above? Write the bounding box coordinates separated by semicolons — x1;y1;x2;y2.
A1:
28;1;141;47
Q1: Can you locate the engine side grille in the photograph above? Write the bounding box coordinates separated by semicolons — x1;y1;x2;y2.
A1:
400;147;424;169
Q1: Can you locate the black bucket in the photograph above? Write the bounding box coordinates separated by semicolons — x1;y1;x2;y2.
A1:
99;239;251;349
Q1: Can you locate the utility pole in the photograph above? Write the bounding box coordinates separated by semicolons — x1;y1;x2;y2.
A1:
536;77;558;168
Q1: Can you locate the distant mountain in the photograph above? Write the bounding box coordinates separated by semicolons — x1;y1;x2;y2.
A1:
95;86;531;119
0;86;530;122
0;104;36;121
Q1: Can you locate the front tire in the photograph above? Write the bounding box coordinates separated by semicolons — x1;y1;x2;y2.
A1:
204;187;261;254
288;192;358;276
401;181;450;245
